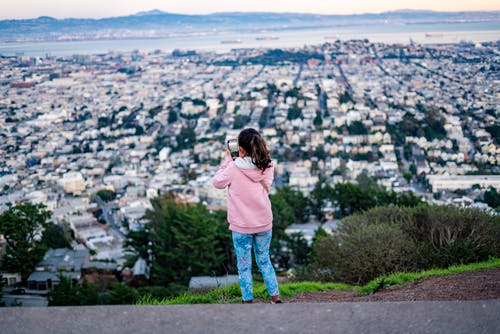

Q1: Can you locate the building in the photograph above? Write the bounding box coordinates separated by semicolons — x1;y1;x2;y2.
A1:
427;175;500;192
27;248;89;291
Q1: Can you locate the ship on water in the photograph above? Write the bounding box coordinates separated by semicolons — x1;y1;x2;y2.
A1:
425;32;444;37
220;39;242;44
255;36;280;41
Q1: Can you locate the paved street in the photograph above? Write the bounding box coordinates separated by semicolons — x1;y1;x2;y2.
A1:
1;300;498;334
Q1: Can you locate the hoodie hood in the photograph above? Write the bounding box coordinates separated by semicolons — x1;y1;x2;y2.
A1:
234;157;267;182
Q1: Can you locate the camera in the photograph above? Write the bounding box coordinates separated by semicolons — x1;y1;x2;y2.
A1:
227;139;239;159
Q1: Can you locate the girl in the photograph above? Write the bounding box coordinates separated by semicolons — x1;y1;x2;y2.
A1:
212;128;281;304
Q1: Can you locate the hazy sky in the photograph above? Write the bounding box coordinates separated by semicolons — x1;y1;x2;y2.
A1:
1;0;499;20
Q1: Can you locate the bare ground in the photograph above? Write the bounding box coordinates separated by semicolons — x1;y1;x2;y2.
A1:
282;268;500;303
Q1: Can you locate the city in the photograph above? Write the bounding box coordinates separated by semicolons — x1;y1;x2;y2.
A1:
0;39;499;305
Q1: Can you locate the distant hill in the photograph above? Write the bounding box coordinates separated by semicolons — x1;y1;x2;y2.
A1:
0;10;498;42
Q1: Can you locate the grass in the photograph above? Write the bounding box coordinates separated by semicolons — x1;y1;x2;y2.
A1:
136;258;500;305
356;257;500;295
136;281;351;305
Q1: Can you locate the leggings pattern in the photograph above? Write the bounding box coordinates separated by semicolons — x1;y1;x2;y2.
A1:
232;229;279;301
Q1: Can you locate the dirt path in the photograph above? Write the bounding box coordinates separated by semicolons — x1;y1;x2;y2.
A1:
284;268;500;303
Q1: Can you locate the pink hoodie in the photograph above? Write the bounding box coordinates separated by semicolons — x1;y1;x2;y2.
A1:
213;156;274;234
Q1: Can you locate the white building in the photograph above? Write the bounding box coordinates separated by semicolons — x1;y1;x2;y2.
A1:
427;175;500;192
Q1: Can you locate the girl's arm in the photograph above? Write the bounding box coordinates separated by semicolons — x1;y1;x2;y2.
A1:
261;164;274;194
212;154;234;189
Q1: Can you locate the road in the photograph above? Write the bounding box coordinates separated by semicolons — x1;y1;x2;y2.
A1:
1;293;47;307
1;301;498;333
94;196;125;239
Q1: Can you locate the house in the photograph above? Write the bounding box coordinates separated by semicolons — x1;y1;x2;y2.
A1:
0;271;22;287
27;248;89;291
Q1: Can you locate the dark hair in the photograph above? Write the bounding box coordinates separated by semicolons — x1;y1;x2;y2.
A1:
238;128;271;172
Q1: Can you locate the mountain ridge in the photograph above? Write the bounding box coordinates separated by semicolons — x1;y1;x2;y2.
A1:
0;9;498;42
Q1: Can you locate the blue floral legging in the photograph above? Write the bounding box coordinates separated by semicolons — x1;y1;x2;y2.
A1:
232;229;279;302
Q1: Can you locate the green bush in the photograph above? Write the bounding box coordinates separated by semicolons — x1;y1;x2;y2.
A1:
408;205;500;268
308;205;500;285
314;221;417;284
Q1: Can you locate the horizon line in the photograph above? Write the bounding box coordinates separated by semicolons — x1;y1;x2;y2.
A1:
1;8;500;21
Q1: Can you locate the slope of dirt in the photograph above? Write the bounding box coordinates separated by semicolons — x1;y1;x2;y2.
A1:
284;268;500;303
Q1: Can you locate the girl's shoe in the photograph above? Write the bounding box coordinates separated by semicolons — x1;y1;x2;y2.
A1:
270;299;282;304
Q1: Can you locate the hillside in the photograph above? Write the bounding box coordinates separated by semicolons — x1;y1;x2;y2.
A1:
0;10;498;42
285;268;500;303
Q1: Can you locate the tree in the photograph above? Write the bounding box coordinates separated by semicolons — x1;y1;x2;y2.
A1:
142;194;233;289
484;187;500;209
310;181;335;221
101;283;139;305
0;203;51;281
287;106;302;120
48;276;103;306
41;224;72;249
313;111;323;128
47;275;80;306
347;121;367;135
168;110;178;124
268;193;295;270
272;186;310;223
355;173;379;191
233;115;250;129
287;232;311;266
176;126;196;151
96;189;116;202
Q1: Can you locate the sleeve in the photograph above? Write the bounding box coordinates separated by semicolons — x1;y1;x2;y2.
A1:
260;164;274;194
212;156;234;189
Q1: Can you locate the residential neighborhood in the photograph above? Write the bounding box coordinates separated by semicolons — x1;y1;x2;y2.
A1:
0;39;499;270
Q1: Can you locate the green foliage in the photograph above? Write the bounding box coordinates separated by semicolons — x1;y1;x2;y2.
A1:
0;203;51;280
310;181;335;221
136;281;350;305
347;120;367;135
483;187;500;209
124;230;150;260
310;180;424;219
313;111;323;127
97;116;109;128
245;49;324;65
233;115;250;129
41;224;72;249
286;232;311;266
273;186;310;224
175;126;196;151
315;215;417;284
338;91;354;104
287;106;302;120
48;277;138;306
310;205;500;285
137;285;187;300
96;189;116;202
408;205;500;268
143;195;234;290
485;125;500;145
47;275;80;306
100;283;140;305
388;109;446;145
167;110;178;124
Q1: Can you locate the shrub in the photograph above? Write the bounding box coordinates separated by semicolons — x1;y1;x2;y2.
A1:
314;221;417;284
408;205;500;268
308;205;500;285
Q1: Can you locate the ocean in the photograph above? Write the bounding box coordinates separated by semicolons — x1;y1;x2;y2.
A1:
0;21;498;57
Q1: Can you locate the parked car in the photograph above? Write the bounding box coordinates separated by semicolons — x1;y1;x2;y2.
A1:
10;288;26;295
